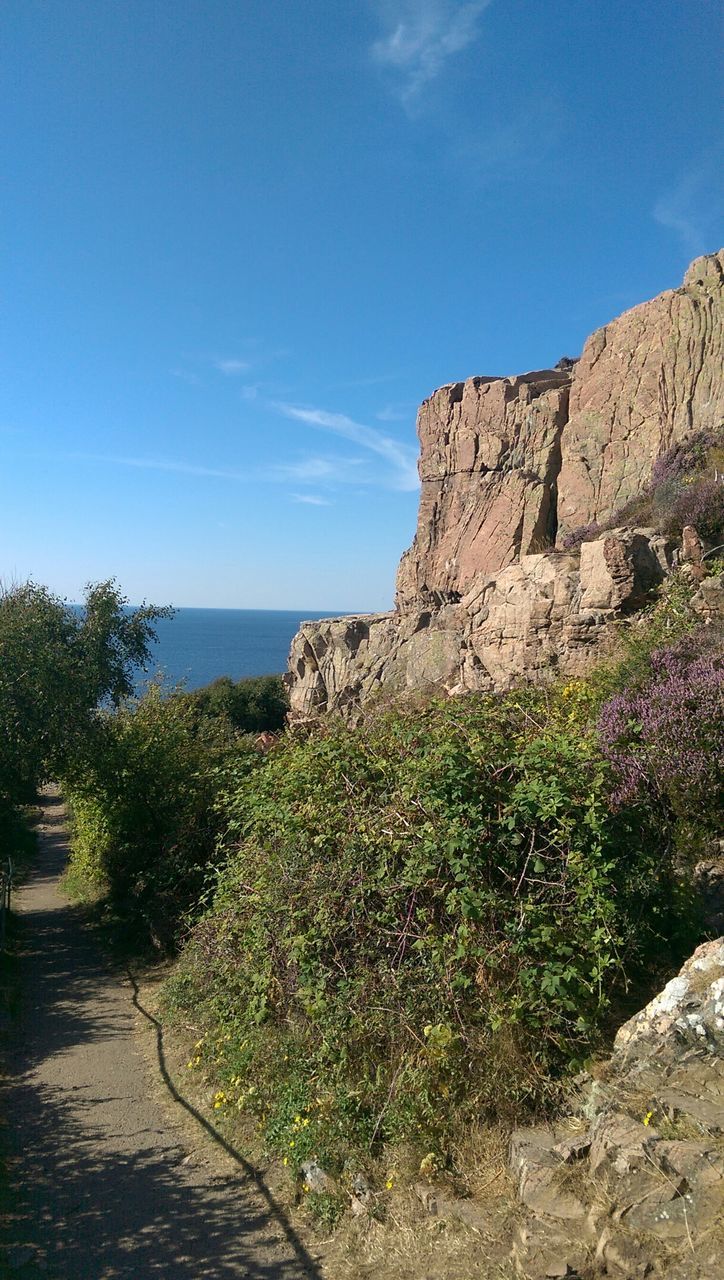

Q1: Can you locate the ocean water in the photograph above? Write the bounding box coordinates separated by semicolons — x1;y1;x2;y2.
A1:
140;608;340;692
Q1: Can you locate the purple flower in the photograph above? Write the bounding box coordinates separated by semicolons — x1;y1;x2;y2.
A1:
668;478;724;543
598;633;724;814
650;430;718;490
561;522;602;551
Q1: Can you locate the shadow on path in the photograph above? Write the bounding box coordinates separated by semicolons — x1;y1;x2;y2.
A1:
128;969;322;1277
0;791;323;1279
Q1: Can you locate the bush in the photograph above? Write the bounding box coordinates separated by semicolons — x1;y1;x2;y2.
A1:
63;685;260;948
650;429;721;490
164;690;674;1172
183;674;288;734
560;522;603;551
559;426;724;550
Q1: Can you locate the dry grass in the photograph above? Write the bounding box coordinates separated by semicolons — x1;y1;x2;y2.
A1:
138;991;524;1280
322;1191;518;1280
320;1123;520;1280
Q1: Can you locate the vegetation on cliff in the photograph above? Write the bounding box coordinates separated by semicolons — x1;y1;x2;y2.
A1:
561;428;724;549
49;567;720;1207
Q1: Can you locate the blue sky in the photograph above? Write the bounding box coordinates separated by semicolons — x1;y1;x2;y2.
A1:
1;0;721;610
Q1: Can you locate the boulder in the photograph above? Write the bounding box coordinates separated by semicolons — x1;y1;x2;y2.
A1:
578;528;673;611
510;941;724;1280
613;938;724;1060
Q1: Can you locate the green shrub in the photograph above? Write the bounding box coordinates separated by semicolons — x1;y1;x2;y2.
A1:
63;684;260;948
182;674;288;735
165;690;674;1172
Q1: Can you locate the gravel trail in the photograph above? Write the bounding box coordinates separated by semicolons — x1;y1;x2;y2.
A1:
0;791;322;1279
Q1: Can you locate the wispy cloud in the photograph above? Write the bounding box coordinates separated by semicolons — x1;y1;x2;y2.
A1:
170;367;200;386
270;455;365;485
653;166;724;257
376;403;410;423
291;493;332;506
274;402;419;490
214;358;251;375
77;453;250;482
371;0;491;109
79;449;361;493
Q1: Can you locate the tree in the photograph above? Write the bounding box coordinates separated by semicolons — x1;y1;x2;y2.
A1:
0;579;170;808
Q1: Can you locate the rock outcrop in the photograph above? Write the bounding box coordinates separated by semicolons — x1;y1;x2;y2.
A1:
558;252;724;538
395;369;571;608
509;939;724;1279
287;252;724;719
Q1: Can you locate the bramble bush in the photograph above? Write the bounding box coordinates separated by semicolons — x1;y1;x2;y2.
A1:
164;688;678;1175
63;684;261;948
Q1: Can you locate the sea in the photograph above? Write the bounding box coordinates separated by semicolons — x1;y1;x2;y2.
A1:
140;608;339;692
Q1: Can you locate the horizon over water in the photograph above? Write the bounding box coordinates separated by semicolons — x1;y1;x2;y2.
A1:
139;607;341;691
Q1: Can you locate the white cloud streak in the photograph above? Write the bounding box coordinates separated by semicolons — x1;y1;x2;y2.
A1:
376;403;410;422
274;403;419;490
270;455;365;485
653;167;723;257
79;450;363;493
291;493;332;506
214;358;251;375
371;0;491;107
77;453;250;481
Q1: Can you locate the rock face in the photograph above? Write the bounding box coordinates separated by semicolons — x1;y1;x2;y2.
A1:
287;252;724;719
558;252;724;537
509;940;724;1280
395;370;571;608
289;526;676;719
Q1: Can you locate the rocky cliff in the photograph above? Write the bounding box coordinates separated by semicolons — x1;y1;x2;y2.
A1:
288;252;724;719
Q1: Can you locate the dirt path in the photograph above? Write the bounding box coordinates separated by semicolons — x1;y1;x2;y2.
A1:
0;791;323;1279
